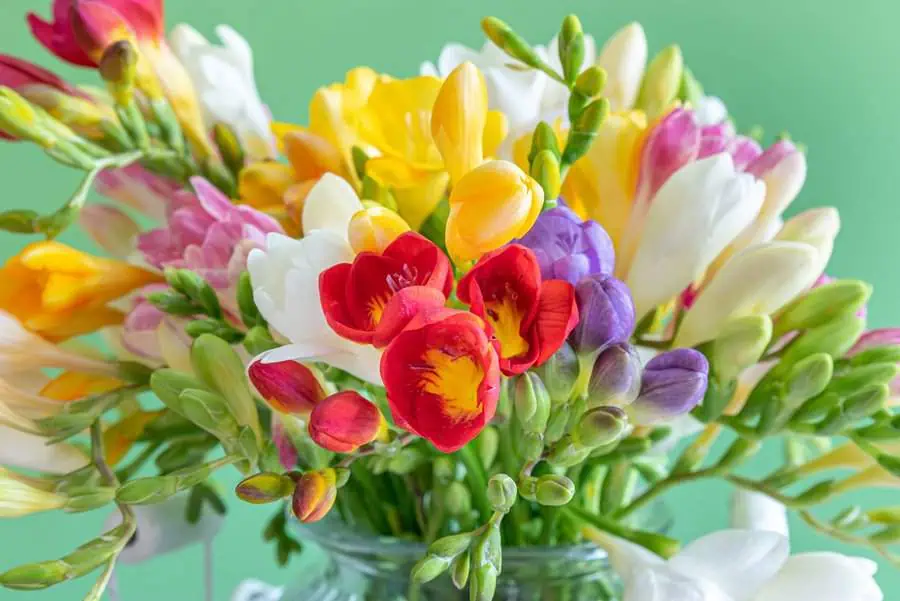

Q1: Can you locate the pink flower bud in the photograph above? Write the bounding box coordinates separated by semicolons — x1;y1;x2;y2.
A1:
308;391;384;453
248;356;326;414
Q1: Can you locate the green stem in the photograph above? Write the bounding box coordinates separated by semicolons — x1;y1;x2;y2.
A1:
457;445;492;521
566;505;680;558
614;467;714;520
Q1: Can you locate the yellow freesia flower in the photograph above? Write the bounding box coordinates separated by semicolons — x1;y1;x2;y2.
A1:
445;160;543;263
0;241;161;341
348;205;411;254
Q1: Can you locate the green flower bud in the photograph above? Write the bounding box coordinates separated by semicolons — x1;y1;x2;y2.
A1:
192;334;261;441
237;271;265;328
0;560;70;590
444;481;473;516
475;427;499;470
600;464;637;514
235;472;295;504
784;352;833;405
487;473;518;513
166;268;222;318
561;98;609;166
63;488;116;513
866;506;900;524
531;149;562;202
513;372;552;433
178;388;240;441
544;403;571;443
99;41;137;102
519;476;538;501
848;345;900;367
774;280;871;339
147;290;201;316
844;383;889;420
410;555;451;584
428;532;473;559
535;341;579;404
116;475;178;504
518;431;544;463
450;551;470;590
635;45;684;117
213;122;245;176
0;87;55;147
481;17;544;68
712;315;773;381
558;15;585;84
829;364;899;398
870;525;900;544
877;455;900;478
243;325;278;356
471;564;498;601
574;406;628;448
678;66;704;106
778;314;865;372
792;479;837;505
791;392;841;424
832;506;866;529
575;66;607;98
546;437;591;467
535;474;576;506
528;121;561;165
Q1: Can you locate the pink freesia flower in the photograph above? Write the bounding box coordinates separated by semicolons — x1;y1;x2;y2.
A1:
95;164;182;221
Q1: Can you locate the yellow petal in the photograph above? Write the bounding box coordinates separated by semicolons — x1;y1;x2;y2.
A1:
19;241;98;274
446;160;543;262
40;371;123;402
431;62;489;183
283;130;348;182
366;156;449;229
103;410;165;466
483;110;509;159
239;161;295;211
271;121;305;152
348;206;411;254
310;67;382;170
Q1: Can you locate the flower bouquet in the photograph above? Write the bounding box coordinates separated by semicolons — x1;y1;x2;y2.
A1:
0;2;896;600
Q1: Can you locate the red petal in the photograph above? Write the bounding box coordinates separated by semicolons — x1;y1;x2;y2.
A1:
383;231;453;296
248;356;326;414
531;279;579;366
27;3;97;67
308;391;382;453
319;262;374;344
345;252;403;330
372;286;447;348
70;0;136;62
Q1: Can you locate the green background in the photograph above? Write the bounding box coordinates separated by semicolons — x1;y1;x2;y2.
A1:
1;0;899;597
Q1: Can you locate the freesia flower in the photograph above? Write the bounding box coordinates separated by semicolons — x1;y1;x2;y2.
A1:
0;426;88;473
595;23;648;113
319;233;452;347
247;354;327;415
458;244;578;375
248;175;384;384
137;176;283;303
629;348;709;423
119;285;191;365
0;54;110;139
515;206;615;285
0;467;67;517
623;153;766;319
569;274;636;357
308;391;384;453
291;468;338;523
445;160;543;263
79;204;141;259
0;240;161;341
599;488;883;601
381;308;500;452
347;206;411;254
169;24;275;160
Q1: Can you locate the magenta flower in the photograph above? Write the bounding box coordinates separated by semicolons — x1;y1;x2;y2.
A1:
516;206;615;285
96;164;183;221
137;176;283;292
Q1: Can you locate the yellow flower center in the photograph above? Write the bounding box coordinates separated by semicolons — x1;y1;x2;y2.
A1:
420;349;484;421
367;294;389;327
485;297;528;359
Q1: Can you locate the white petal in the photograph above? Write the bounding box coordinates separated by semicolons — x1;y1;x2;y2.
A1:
168;23;208;56
675;241;819;347
301;174;363;238
753;553;883;601
419;61;439;77
731;489;790;536
260;343;382;386
775;207;840;277
596;22;648;112
627;154;765;318
670;529;789;601
0;426;89;473
437;43;482;76
695;96;728;126
624;565;722;601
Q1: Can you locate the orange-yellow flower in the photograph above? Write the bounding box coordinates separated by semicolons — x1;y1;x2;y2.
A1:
347;205;410;254
445;160;543;263
291;468;338;523
0;241;161;341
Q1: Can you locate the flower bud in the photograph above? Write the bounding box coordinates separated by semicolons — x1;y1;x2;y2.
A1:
192;337;260;443
774;279;871;339
711;315;773;382
843;383;889;420
243;326;278;356
213;122;246;175
411;555;452;584
784;353;833;406
562;98;609;165
248;354;327;414
630;349;709;424
291;469;337;523
545;437;590;467
587;343;642;407
235;472;295;504
444;481;473;516
512;372;551;433
530;149;561;201
116;476;178;505
480;17;544;69
558;15;585;84
828;363;898;398
575;66;607;98
428;532;474;559
574;406;628;448
475;427;499;469
635;45;684;118
0;86;53;146
308;391;384;453
877;455;900;479
79;204;140;259
532;341;580;404
487;473;518;513
348;206;410;254
529;121;561;164
544;404;572;443
451;552;470;589
635;107;700;201
535;474;575;506
569;274;636;357
518;431;544;463
99;40;137;105
778;314;865;374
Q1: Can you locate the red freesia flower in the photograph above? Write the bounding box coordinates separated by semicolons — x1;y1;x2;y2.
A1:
28;0;163;67
247;355;326;414
319;232;453;347
458;244;579;376
308;391;384;453
381;308;500;452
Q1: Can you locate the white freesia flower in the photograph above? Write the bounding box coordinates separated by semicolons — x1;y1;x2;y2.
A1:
169;24;275;160
694;96;728;126
675;241;820;348
247;175;382;384
602;489;883;601
596;22;648;112
624;153;766;319
0;467;67;517
775;207;841;280
421;34;595;140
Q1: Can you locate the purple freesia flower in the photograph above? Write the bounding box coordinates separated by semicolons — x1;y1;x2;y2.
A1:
569;274;636;356
630;348;709;424
516;206;615;285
